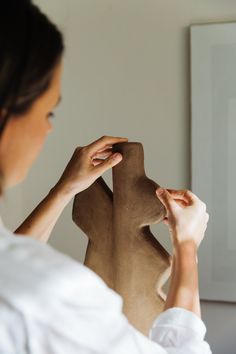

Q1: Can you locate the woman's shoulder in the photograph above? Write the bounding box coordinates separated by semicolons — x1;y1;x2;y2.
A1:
0;223;122;317
0;224;125;354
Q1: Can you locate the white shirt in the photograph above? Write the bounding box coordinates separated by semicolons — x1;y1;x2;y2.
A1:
0;222;211;354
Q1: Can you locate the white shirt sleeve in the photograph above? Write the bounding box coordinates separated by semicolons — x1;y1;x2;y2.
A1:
0;226;212;354
149;307;212;353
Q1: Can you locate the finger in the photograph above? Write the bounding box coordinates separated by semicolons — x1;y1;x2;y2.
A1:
92;150;113;159
92;159;104;166
166;189;198;204
94;152;123;175
166;189;189;202
96;145;113;153
174;199;188;207
156;188;178;213
87;136;128;155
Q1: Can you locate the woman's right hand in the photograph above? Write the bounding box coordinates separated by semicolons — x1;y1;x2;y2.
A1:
55;136;128;199
156;188;209;249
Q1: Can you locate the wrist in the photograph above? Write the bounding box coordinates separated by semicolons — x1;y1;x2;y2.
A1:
50;182;75;205
173;241;198;265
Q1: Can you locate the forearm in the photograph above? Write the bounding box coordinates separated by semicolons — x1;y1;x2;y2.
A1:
14;184;72;243
164;241;201;318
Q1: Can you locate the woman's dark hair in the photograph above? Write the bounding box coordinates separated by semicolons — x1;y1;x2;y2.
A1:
0;0;64;133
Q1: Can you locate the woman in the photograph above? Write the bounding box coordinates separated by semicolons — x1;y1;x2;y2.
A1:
0;1;211;353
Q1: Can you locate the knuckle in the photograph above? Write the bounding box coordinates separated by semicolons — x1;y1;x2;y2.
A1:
188;189;197;198
184;189;192;198
77;146;87;156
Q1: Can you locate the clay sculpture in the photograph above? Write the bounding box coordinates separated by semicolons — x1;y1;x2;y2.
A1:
72;142;171;335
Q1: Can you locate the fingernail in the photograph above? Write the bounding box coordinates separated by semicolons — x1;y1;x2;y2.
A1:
112;153;122;160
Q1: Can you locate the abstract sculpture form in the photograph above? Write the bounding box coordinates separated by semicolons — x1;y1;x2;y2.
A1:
72;142;171;335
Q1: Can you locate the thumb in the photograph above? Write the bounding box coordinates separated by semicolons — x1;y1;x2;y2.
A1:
156;188;178;213
94;152;123;175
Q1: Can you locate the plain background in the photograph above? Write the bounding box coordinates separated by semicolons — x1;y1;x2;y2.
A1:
191;23;236;303
1;1;236;353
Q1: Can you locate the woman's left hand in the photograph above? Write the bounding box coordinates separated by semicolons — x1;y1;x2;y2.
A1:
55;136;128;198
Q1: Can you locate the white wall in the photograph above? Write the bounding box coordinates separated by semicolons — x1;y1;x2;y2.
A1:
2;1;236;353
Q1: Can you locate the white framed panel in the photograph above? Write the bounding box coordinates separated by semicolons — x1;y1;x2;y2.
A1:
191;23;236;302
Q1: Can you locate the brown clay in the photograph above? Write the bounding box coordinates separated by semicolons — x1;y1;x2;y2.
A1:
72;142;171;335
